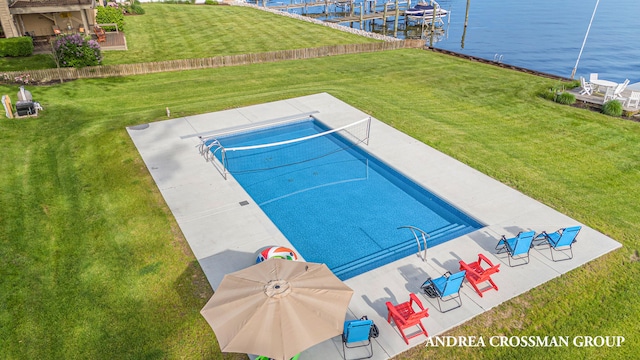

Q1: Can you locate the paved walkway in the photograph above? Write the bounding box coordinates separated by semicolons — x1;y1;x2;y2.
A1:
127;93;621;360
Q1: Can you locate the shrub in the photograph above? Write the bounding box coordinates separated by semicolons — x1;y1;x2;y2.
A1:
538;88;557;101
163;0;194;4
129;3;146;14
112;0;146;15
204;0;219;4
0;36;34;57
538;83;568;101
97;6;125;32
602;100;623;117
54;34;102;68
555;92;576;105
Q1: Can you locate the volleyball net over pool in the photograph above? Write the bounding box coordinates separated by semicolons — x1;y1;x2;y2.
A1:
198;116;371;179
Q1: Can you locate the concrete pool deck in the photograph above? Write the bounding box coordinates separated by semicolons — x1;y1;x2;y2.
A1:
127;93;621;360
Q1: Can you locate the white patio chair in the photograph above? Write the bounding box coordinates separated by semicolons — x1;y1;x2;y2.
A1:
603;87;616;102
589;73;599;91
579;77;593;95
619;79;630;92
625;91;640;108
612;79;630;103
613;81;628;96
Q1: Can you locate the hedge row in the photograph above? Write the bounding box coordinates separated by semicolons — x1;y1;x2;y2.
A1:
0;36;34;57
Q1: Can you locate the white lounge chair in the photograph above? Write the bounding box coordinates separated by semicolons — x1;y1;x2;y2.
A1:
579;77;593;95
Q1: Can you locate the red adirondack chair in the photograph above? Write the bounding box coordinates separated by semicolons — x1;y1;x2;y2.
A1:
385;293;429;344
459;253;500;297
94;26;106;43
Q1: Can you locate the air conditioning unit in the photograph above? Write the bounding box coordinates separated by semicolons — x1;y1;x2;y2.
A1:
15;101;35;116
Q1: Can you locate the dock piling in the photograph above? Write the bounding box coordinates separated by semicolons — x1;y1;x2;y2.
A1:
394;0;400;37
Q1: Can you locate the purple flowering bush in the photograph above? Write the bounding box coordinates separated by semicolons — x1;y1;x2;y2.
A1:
53;34;102;68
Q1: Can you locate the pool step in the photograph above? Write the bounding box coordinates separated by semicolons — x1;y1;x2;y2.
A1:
332;223;477;280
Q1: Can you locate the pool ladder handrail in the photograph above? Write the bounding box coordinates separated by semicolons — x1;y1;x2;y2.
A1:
197;137;229;179
398;225;430;262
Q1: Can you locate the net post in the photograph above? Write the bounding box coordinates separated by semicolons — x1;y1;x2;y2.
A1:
221;148;228;180
365;117;371;145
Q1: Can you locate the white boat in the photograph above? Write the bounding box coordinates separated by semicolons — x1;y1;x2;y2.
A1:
405;3;448;18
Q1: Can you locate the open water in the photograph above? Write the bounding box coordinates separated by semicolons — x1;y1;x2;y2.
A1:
431;0;640;81
258;0;639;81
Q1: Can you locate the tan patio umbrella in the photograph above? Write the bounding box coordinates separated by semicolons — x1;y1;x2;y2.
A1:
200;258;354;360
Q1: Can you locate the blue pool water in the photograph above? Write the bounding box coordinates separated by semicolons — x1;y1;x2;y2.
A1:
214;119;483;279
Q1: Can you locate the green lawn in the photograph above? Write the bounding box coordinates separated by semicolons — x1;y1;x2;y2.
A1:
0;3;379;71
105;4;379;65
1;5;639;360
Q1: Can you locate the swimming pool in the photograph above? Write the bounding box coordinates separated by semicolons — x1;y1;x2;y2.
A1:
210;118;484;279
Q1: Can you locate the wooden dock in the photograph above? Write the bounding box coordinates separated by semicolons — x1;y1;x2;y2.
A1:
269;0;332;11
257;0;446;35
327;2;404;22
569;88;640;117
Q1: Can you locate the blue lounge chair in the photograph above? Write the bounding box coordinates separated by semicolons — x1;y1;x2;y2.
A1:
495;230;536;267
342;318;374;360
421;270;466;313
536;226;581;261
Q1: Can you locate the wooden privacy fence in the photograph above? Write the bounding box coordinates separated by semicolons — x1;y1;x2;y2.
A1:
3;40;424;83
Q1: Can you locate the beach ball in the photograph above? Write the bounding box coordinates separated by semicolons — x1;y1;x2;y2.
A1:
256;246;298;263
